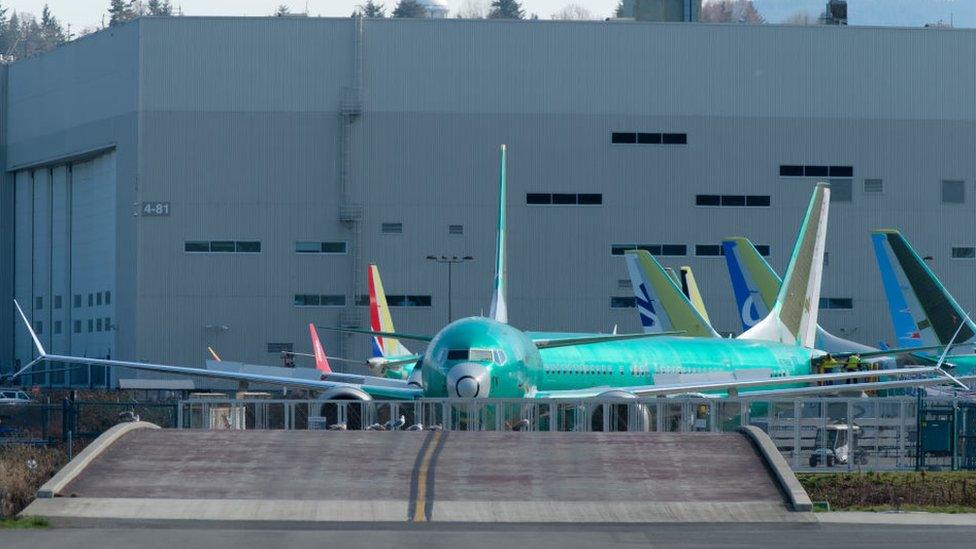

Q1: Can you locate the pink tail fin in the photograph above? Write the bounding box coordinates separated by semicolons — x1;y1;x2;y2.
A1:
309;323;332;374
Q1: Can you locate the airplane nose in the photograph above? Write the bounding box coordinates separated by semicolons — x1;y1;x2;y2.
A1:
447;363;490;398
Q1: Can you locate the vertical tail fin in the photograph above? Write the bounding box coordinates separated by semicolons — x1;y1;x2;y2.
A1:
678;266;711;325
871;229;975;348
489;144;508;324
722;237;780;331
740;183;830;348
367;264;411;357
309;323;332;374
624;250;719;338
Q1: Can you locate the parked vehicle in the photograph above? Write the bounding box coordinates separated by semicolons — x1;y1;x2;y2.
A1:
0;389;33;404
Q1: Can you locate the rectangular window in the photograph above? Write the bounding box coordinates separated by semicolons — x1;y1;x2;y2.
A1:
267;342;294;354
184;241;210;252
830;179;853;202
35;296;43;310
73;320;81;334
820;297;853;310
294;294;346;307
88;319;93;332
449;224;464;235
54;295;62;309
662;133;687;144
34;321;42;334
97;292;103;306
236;241;261;253
54;321;62;335
577;193;602;205
387;295;433;307
105;317;111;330
552;193;577;205
823;252;829;266
88;294;93;307
210;241;236;252
105;291;111;305
381;222;403;234
320;295;346;307
720;195;746;207
637;132;661;144
612;244;663;256
951;247;976;259
780;165;804;177
610;297;636;308
804;165;829;177
695;194;721;206
696;244;723;256
526;193;551;205
74;294;81;308
746;195;770;207
618;279;632;289
294;294;320;307
295;241;321;253
660;244;687;256
321;242;346;254
96;318;103;332
755;245;771;257
942;180;965;204
829;166;854;177
864;179;883;194
611;132;637;144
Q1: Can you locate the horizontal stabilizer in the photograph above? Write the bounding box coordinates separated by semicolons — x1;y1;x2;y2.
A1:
317;326;434;342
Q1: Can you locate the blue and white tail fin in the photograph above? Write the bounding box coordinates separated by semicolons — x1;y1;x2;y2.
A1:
722;237;778;332
740;183;830;348
624;250;719;338
489;144;508;324
871;229;976;348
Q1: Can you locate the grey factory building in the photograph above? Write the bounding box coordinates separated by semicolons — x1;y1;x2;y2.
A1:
0;16;974;387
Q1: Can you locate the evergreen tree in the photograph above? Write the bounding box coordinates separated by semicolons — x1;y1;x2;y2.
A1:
358;1;385;17
108;0;135;26
488;0;523;19
392;0;427;18
39;4;67;49
148;0;174;16
274;5;291;16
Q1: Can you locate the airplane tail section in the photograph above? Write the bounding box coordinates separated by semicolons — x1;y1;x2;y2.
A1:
309;324;332;374
721;237;779;331
678;266;711;325
489;144;508;324
871;229;975;348
624;250;719;338
367;264;411;357
740;183;830;348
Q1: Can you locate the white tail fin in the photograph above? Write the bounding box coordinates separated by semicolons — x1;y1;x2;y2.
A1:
14;299;46;356
678;266;711;325
489;144;508;324
740;183;830;348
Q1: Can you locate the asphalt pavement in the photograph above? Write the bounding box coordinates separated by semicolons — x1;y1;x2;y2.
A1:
3;521;976;549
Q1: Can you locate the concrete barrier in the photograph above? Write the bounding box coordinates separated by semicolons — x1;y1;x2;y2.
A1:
36;421;160;498
738;425;813;512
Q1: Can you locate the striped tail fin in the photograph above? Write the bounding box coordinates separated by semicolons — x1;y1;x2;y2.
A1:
740;183;830;348
871;229;975;348
489;144;508;323
367;264;411;357
722;237;780;331
624;250;719;338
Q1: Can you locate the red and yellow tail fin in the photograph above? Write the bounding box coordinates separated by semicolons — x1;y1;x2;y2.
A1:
309;323;332;374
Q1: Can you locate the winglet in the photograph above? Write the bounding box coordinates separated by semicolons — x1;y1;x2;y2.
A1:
489;144;508;324
740;184;830;347
14;299;46;357
207;346;222;361
309;323;332;374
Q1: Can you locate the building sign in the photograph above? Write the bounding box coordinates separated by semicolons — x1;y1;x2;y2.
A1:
141;201;171;216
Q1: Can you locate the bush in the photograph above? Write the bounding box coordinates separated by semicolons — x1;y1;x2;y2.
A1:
798;472;976;510
0;445;67;518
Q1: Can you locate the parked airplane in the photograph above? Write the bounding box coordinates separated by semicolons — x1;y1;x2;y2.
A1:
12;147;959;401
722;236;877;354
871;229;976;376
624;250;719;338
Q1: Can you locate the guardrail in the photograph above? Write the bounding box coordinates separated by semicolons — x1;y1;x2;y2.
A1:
174;395;976;472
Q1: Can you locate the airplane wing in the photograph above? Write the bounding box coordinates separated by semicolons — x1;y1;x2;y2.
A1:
531;331;685;350
531;366;953;399
830;344;946;361
12;301;421;400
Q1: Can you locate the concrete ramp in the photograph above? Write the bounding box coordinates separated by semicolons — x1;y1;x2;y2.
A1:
24;425;811;523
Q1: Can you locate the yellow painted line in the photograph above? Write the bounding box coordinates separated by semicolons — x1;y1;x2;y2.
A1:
412;430;442;522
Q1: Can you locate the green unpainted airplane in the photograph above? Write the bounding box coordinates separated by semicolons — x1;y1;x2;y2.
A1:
11;146;959;401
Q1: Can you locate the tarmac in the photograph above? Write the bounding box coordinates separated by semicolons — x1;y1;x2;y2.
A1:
22;425;807;523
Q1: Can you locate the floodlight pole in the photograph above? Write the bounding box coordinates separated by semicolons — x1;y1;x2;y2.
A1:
426;255;474;323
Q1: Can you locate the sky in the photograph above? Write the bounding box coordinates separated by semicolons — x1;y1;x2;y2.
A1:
3;0;973;34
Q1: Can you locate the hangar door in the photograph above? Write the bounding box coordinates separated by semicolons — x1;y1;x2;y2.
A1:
13;151;117;388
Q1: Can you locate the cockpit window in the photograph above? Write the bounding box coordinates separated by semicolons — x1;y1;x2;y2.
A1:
492;349;507;363
446;348;495;362
447;350;469;361
469;349;493;361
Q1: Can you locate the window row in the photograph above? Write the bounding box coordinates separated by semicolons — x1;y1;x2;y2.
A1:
611;244;687;256
526;193;603;205
296;294;433;308
185;240;261;253
780;165;853;177
611;132;687;145
695;244;770;257
695;194;770;207
819;298;853;310
295;241;347;254
952;247;975;259
36;317;114;335
35;292;112;311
